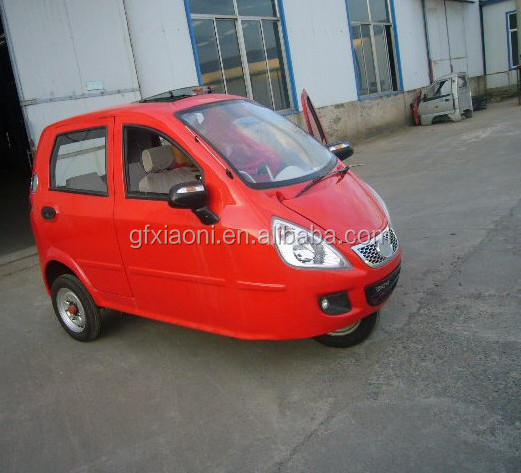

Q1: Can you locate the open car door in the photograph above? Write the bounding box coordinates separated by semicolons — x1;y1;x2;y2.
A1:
301;89;329;145
301;89;353;161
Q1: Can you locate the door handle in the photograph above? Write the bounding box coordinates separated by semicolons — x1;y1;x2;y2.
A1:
41;206;57;220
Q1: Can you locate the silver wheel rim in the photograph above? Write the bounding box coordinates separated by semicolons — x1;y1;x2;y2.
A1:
56;288;86;333
328;320;361;337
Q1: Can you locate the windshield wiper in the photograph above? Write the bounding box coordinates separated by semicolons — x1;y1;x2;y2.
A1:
295;166;350;198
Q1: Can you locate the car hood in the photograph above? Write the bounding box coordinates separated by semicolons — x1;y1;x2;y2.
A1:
280;172;387;243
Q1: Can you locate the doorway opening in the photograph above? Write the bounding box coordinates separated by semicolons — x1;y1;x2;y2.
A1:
0;13;34;257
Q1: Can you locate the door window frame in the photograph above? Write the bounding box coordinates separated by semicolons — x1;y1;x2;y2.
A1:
49;126;109;197
122;124;204;201
183;0;297;112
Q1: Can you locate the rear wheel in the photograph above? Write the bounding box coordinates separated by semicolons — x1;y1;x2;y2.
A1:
51;274;101;341
314;312;378;348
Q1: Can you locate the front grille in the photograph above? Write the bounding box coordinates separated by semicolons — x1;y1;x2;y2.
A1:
352;227;399;268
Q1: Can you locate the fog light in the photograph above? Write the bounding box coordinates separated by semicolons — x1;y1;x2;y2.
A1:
318;291;351;315
321;298;330;311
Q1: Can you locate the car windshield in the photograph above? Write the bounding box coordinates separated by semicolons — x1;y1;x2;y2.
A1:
177;100;335;189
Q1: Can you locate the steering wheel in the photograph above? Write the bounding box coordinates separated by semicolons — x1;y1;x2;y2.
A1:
258;162;274;181
239;170;256;183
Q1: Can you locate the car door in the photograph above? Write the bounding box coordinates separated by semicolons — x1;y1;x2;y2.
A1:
457;74;472;114
301;89;330;145
41;118;132;297
421;78;456;118
112;117;226;329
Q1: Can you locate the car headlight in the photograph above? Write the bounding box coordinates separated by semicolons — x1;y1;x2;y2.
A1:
366;184;392;224
272;218;351;269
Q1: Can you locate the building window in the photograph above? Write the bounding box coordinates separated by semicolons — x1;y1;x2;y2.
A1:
507;12;518;68
188;0;292;111
348;0;399;95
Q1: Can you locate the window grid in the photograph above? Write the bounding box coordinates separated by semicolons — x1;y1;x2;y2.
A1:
349;0;399;96
190;0;293;111
212;19;228;92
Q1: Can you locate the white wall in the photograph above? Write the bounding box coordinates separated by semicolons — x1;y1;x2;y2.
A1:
1;0;140;143
124;0;199;98
424;0;483;79
2;0;488;144
393;0;430;90
25;92;141;143
464;0;485;78
482;0;517;90
281;0;358;109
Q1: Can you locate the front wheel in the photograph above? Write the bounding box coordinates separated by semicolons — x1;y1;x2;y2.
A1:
51;274;101;341
314;312;378;348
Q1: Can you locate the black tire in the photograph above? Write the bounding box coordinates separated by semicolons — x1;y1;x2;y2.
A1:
51;274;101;341
464;109;473;119
314;312;378;348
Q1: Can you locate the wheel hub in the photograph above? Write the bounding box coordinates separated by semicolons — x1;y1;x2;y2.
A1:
327;320;361;336
56;289;86;333
67;303;78;316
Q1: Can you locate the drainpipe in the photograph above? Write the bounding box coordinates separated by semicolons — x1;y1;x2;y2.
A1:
421;0;434;82
479;2;487;77
516;0;521;105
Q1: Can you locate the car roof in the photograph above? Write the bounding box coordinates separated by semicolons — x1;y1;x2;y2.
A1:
50;93;241;129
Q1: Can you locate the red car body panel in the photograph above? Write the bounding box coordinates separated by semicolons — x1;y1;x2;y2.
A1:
30;95;401;340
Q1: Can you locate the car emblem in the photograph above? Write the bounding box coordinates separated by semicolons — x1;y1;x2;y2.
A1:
377;233;393;258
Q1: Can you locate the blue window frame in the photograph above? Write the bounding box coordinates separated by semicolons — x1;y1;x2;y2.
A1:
345;0;402;97
507;11;519;69
184;0;297;111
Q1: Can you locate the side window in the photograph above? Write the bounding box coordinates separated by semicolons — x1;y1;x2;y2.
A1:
424;79;450;101
438;80;452;97
124;126;201;197
51;128;107;195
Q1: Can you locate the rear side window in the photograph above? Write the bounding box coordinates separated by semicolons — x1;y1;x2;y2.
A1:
50;128;108;195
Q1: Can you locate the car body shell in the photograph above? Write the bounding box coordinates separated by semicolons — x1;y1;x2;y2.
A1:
418;72;473;126
30;94;401;340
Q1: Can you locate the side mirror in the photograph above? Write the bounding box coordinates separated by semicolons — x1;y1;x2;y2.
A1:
168;181;219;225
169;181;208;209
328;141;354;162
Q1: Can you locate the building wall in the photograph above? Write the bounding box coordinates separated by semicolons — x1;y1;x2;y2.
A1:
281;0;358;109
1;0;487;146
392;0;430;91
464;0;485;78
124;0;199;98
0;0;140;142
423;0;483;79
482;0;518;92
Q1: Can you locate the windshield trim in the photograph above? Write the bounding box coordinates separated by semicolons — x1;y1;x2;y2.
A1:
175;99;336;190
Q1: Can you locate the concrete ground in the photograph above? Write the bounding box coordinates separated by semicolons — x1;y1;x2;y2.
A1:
1;99;520;472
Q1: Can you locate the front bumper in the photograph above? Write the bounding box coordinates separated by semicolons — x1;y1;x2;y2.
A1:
229;250;402;340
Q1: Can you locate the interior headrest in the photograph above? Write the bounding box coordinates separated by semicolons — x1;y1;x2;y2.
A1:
141;146;174;173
